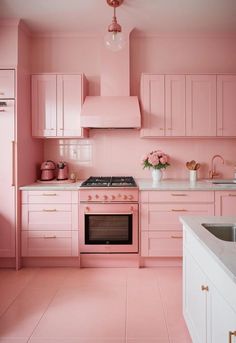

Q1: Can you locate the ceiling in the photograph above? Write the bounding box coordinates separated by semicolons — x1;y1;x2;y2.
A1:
0;0;236;35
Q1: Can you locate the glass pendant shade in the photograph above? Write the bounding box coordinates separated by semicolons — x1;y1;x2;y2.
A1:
104;31;126;52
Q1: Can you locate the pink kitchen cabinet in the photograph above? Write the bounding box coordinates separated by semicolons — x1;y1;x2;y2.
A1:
0;69;15;99
215;191;236;216
21;190;79;257
0;97;15;258
32;74;88;138
140;74;185;137
140;74;165;137
186;75;217;136
217;75;236;137
140;191;214;257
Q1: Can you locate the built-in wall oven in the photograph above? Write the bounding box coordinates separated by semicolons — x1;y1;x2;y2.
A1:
79;177;139;253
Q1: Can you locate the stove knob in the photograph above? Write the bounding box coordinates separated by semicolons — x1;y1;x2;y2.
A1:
112;195;116;200
95;194;99;199
123;195;127;200
128;195;133;200
103;195;108;201
88;195;92;201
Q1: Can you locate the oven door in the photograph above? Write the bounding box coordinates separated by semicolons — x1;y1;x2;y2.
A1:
79;203;138;253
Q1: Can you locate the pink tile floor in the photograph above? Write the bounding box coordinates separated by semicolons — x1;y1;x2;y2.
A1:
0;267;192;343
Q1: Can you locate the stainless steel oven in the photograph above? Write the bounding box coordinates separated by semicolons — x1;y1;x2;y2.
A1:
79;187;139;253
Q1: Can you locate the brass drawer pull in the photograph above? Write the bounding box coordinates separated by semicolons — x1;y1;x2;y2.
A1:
171;235;183;239
229;331;236;343
42;193;57;196
229;194;236;197
0;109;6;112
43;235;57;239
171;209;187;212
43;209;57;212
201;285;209;292
171;193;187;196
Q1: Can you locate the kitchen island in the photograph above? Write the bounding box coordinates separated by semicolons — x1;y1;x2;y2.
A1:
180;216;236;343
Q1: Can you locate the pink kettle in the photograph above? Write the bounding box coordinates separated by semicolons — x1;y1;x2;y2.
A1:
40;160;56;181
57;161;68;180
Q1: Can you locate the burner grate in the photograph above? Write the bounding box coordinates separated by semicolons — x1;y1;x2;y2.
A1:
81;176;136;187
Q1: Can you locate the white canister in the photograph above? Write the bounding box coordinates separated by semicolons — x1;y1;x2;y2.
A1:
189;170;197;183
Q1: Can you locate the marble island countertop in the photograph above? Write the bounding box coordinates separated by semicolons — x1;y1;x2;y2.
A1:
19;178;236;191
180;216;236;283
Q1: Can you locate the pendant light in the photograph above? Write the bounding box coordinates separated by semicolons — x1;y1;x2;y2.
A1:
104;0;126;52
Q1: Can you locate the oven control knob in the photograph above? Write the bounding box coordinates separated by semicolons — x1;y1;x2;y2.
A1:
128;195;133;200
123;195;127;200
103;195;108;201
112;195;116;200
95;194;99;199
88;195;92;201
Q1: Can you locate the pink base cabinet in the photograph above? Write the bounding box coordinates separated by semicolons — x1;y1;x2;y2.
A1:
21;190;79;257
215;191;236;216
140;191;214;257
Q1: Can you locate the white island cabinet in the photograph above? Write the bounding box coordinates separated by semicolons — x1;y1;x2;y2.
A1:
181;216;236;343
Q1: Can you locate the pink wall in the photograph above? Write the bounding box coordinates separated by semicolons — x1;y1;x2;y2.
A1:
0;20;18;67
31;33;236;180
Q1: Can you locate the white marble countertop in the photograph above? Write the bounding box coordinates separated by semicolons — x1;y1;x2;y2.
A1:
19;179;236;191
180;216;236;283
19;181;82;191
136;178;236;191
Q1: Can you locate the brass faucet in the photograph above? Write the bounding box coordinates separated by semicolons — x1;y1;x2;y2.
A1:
209;154;224;179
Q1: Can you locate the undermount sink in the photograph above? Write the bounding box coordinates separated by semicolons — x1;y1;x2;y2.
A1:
205;179;236;185
202;223;236;242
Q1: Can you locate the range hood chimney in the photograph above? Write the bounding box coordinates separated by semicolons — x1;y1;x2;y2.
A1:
80;30;141;129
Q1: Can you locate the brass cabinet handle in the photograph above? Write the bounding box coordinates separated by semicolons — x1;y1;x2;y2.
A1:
0;92;5;95
201;285;209;291
43;209;57;212
42;193;57;196
0;109;5;112
171;235;183;239
171;193;187;196
229;194;236;197
171;209;187;212
43;235;56;239
159;128;164;130
229;331;236;343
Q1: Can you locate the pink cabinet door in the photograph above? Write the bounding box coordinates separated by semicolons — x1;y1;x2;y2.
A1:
217;75;236;136
0;69;14;99
32;74;57;137
141;231;183;257
215;191;236;216
140;74;165;137
186;75;217;136
57;74;86;137
165;75;186;136
0;100;15;257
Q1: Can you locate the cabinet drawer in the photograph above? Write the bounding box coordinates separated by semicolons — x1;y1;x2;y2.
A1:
141;191;214;203
22;204;72;230
0;70;14;99
22;230;78;257
141;230;183;257
22;190;73;204
141;203;214;231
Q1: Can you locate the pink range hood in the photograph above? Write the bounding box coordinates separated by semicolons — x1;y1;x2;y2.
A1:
80;31;141;129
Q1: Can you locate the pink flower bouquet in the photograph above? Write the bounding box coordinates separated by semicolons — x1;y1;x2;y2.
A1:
142;150;170;170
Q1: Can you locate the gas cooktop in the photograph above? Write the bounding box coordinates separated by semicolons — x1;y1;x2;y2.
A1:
81;176;137;188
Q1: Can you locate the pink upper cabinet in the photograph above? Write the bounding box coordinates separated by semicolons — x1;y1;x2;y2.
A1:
217;75;236;137
0;69;15;99
32;74;57;137
165;75;186;136
186;75;217;136
32;74;88;138
140;74;186;137
140;74;165;137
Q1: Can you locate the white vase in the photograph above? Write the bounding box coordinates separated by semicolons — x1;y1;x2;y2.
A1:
152;169;162;183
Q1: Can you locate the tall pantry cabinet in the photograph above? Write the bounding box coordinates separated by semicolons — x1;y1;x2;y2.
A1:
0;69;16;259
